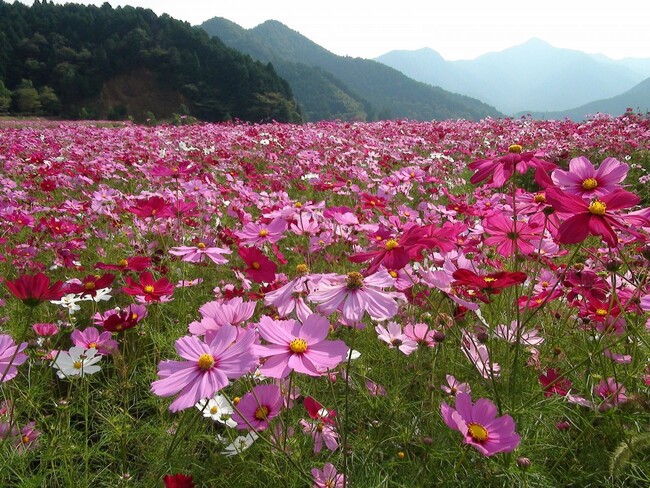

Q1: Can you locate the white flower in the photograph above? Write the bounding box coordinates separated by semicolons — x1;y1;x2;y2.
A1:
52;346;102;379
82;287;113;302
219;432;258;457
51;294;83;313
195;395;237;428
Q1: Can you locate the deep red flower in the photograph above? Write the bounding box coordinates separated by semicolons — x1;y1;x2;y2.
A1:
546;187;643;247
360;192;388;214
95;256;152;272
469;145;556;188
238;247;277;283
65;273;115;297
5;273;65;306
122;272;174;302
349;225;427;273
128;196;173;219
452;269;527;303
163;473;194;488
539;368;572;397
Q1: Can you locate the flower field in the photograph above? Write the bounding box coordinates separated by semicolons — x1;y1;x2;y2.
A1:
1;114;650;487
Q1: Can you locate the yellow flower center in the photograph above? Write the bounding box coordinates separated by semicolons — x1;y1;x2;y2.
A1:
210;406;219;415
119;259;129;267
84;281;96;290
73;361;83;369
389;270;398;279
144;285;155;294
88;342;97;349
385;239;399;250
197;353;215;370
534;193;546;203
483;277;497;283
131;313;139;320
595;308;608;316
197;242;206;250
346;271;364;289
296;263;309;274
289;338;308;354
259;229;269;237
588;200;606;215
22;435;31;444
251;261;261;270
582;178;598;191
467;423;489;442
508;144;523;154
254;406;269;420
233;396;241;405
295;202;302;208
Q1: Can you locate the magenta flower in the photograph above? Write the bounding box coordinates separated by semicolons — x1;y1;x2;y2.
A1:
546;187;643;246
0;335;29;383
483;213;538;256
300;418;339;453
123;271;175;302
594;377;628;411
441;374;471;396
309;270;405;323
70;327;118;356
551;156;628;198
311;463;345;488
151;325;257;412
253;313;348;378
441;392;520;456
232;384;283;431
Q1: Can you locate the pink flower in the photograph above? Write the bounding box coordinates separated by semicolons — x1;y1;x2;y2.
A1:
15;421;40;453
236;218;287;246
469;145;554;188
232;384;283;431
309;270;405;323
441;375;471;396
551;156;628;198
594;378;627;410
403;322;436;348
483;213;538;256
188;297;256;335
0;334;28;383
546;187;643;247
151;325;257;412
461;332;500;379
170;242;231;265
311;463;345;488
70;327;118;355
32;323;59;337
441;392;520;456
375;322;418;355
254;313;348;378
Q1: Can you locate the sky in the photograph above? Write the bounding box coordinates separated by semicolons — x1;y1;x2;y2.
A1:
17;0;650;60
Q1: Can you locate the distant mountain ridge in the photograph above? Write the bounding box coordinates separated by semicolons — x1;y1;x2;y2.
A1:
376;38;649;115
201;18;502;122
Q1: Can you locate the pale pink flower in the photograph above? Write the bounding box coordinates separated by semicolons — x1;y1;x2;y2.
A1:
236;218;287;246
441;374;471;396
70;327;118;355
311;463;346;488
0;335;28;383
169;242;231;265
300;419;339;453
403;322;436;348
309;270;405;323
461;332;500;379
375;322;418;355
494;321;544;346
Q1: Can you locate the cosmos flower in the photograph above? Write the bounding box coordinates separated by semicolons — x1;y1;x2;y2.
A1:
483;213;538;256
309;270;405;323
232;384;283;431
123;272;175;302
441;375;471;396
238;247;277;284
195;394;237;428
311;463;346;488
375;322;418;355
441;392;520;456
64;273;115;298
52;346;102;379
469;145;554;188
151;325;257;412
5;273;65;306
538;368;572;397
70;327;118;355
170;242;231;265
0;335;29;383
253;313;348;378
551;156;628;199
95;256;152;272
546;187;643;247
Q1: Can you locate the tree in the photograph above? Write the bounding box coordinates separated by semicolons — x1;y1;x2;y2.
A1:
39;85;61;114
0;80;11;113
13;79;41;114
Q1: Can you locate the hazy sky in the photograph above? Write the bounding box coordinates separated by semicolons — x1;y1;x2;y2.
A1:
17;1;650;60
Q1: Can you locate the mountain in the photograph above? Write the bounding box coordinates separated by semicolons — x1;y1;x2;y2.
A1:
520;77;650;120
201;18;502;121
377;38;647;115
0;0;301;122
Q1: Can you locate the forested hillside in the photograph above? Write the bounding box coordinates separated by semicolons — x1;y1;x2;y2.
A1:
0;0;301;122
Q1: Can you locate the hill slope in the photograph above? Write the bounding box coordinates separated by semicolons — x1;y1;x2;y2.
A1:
0;0;301;122
521;77;650;120
201;18;502;121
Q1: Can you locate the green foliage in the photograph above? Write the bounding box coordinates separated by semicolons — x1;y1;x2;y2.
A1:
12;78;40;114
0;0;301;122
0;79;11;112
